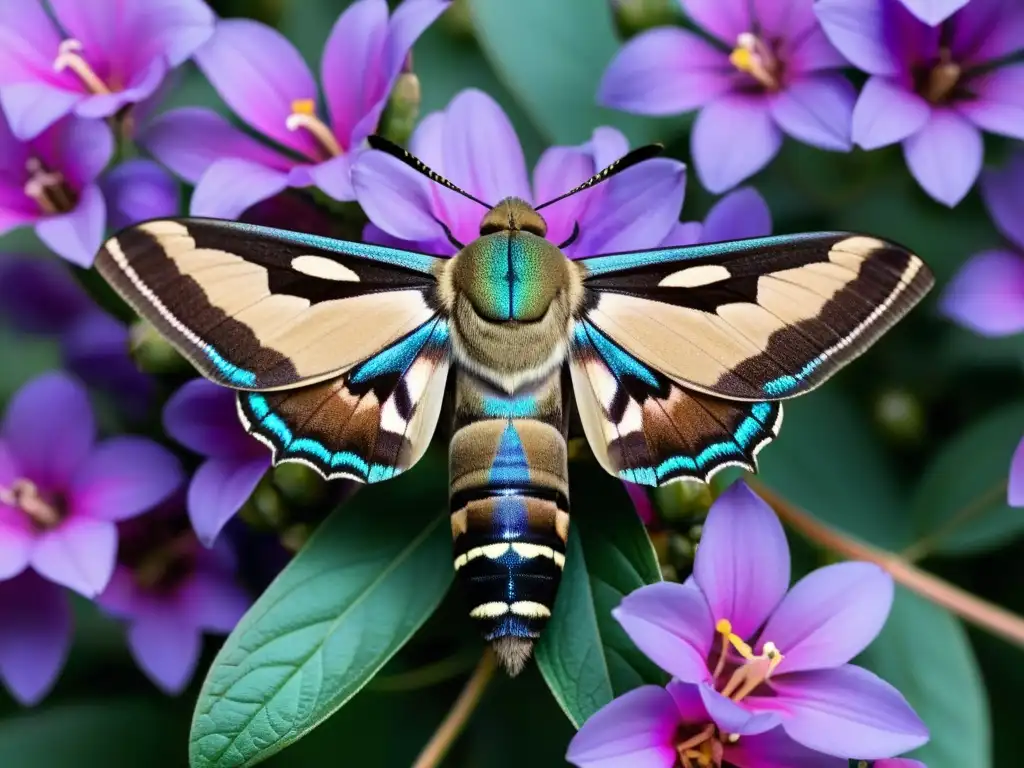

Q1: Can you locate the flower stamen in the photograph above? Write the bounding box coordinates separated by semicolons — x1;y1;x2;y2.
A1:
53;39;111;95
676;724;717;768
729;32;781;91
921;47;961;104
133;532;199;591
719;640;784;702
286;98;342;158
0;479;62;529
24;158;76;215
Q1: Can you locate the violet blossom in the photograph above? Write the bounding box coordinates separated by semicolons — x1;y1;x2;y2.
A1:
816;0;1024;206
598;0;854;193
97;510;251;694
898;0;969;25
0;0;214;140
0;371;183;597
352;88;687;257
663;186;773;248
143;0;450;219
163;379;271;546
0;570;71;705
613;482;928;759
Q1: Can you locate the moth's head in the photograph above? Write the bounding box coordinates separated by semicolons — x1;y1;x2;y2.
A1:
451;197;573;324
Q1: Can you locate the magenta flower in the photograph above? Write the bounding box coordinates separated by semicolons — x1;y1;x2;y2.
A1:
663;186;773;247
163;379;270;546
614;482;928;759
816;0;1024;206
0;571;71;705
0;372;183;597
143;0;450;219
353;88;686;257
567;679;847;768
0;0;214;140
940;150;1024;336
598;0;854;193
97;512;250;694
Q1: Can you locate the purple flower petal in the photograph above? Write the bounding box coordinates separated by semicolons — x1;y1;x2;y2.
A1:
951;0;1024;65
99;159;179;230
40;115;114;189
140;107;294;184
681;0;752;43
939;250;1024;336
0;83;82;142
981;150;1024;251
903;109;982;207
726;728;850;768
321;0;389;145
566;685;679;768
307;152;357;203
176;568;250;633
1;371;95;490
194;19;322;160
0;571;71;706
163;379;264;460
0;255;91;334
127;614;202;695
35;183;106;267
853;76;931;150
188;456;270;546
69;437;183;522
693;482;790;638
72;60;166;121
661;221;704;247
958;64;1024;141
761;665;929;759
698;685;781;736
189;157;291;219
759;562;893;674
815;0;902;77
0;0;66;85
30;516;117;597
532;142;599;247
597;27;734;116
352;147;447;243
899;0;968;25
874;760;927;768
770;74;854;150
0;442;32;579
787;23;849;74
692;94;782;193
612;581;715;683
700;187;772;243
1009;437;1024;507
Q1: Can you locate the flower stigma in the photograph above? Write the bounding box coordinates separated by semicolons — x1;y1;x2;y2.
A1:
53;39;112;95
920;47;961;104
286;99;343;158
729;33;782;91
0;478;62;529
24;158;77;214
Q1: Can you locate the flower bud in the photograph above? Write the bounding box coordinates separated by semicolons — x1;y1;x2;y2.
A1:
874;388;926;445
611;0;680;37
272;462;328;508
379;63;421;147
653;479;713;525
238;475;290;532
128;318;190;374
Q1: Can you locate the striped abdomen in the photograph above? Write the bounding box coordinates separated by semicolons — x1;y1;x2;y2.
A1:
449;367;569;674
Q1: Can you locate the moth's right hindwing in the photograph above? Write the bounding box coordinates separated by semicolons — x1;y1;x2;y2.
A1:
95;218;446;390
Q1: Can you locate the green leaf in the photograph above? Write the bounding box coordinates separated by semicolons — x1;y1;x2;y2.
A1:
860;588;991;768
0;699;189;767
189;449;453;767
536;463;666;728
469;0;677;146
909;403;1024;557
757;387;910;550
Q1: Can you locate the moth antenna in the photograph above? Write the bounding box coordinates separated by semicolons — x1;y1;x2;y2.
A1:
367;135;492;210
557;221;580;249
434;216;466;250
535;143;664;211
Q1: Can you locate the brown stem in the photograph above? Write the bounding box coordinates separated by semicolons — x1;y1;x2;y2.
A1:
411;649;497;768
900;480;1007;562
748;479;1024;650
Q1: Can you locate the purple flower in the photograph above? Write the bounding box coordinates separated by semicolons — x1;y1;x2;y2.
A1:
97;512;250;694
353;88;687;257
163;379;270;546
0;109;179;265
0;571;71;705
662;186;773;247
613;482;928;759
899;0;969;25
143;0;450;219
0;0;214;140
0;371;182;597
816;0;1024;206
598;0;854;192
567;679;847;768
940;150;1024;336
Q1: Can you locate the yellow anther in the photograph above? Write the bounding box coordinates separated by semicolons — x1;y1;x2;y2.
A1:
290;98;316;116
715;618;733;635
729;47;754;73
285;101;343;158
728;31;781;91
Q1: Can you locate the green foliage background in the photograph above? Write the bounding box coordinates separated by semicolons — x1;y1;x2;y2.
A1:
1;1;1021;766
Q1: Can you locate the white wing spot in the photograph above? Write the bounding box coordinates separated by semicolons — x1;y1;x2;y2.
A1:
291;255;360;281
659;265;731;288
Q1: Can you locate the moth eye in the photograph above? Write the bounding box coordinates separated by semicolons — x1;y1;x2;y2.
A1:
479;222;506;236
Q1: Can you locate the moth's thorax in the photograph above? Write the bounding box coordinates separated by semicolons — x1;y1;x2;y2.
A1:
440;197;584;392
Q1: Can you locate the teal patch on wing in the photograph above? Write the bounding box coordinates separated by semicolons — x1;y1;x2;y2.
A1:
568;320;782;485
237;317;451;482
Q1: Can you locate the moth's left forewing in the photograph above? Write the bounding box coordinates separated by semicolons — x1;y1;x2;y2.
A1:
577;233;933;402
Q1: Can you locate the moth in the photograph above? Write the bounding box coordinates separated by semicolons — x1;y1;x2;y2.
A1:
94;137;933;675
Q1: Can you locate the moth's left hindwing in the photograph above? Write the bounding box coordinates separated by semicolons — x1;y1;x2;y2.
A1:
95;218;445;390
95;217;454;482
